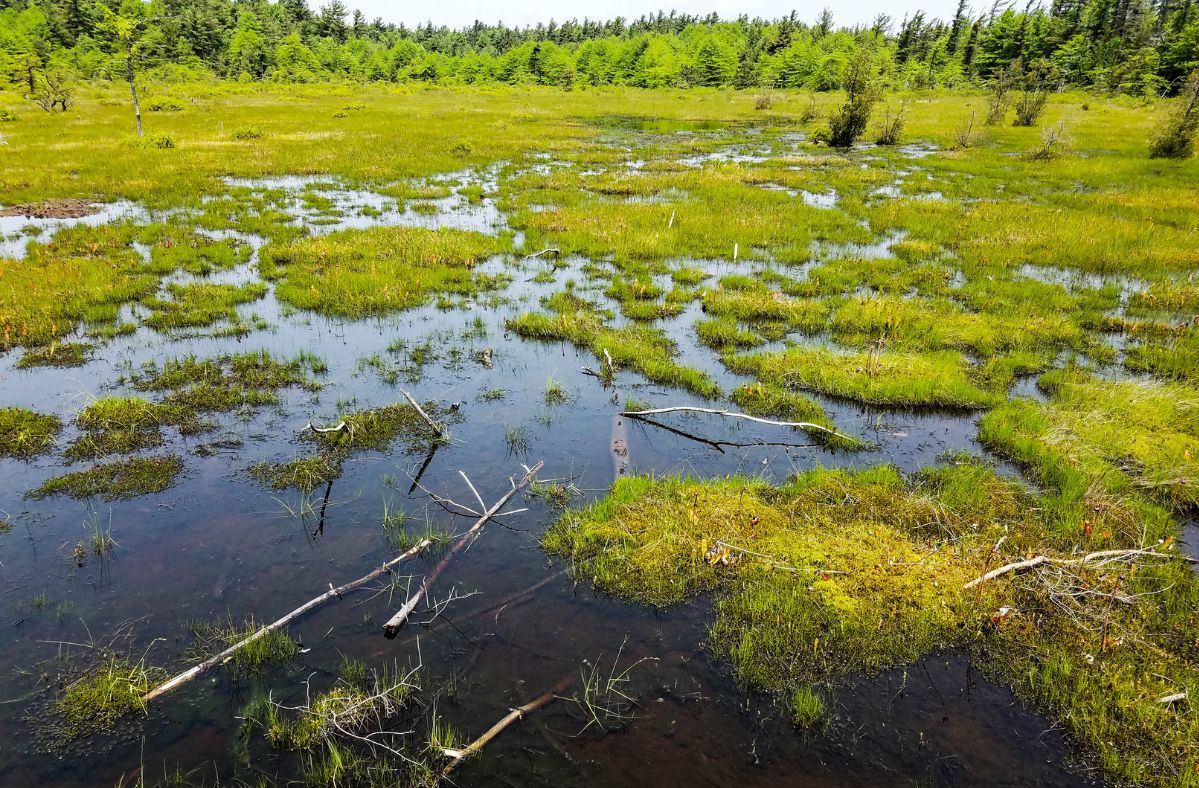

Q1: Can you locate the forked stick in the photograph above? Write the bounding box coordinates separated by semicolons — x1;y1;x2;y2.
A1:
383;462;544;638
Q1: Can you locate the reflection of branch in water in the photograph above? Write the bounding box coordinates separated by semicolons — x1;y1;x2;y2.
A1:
624;414;818;454
408;443;440;495
313;477;335;538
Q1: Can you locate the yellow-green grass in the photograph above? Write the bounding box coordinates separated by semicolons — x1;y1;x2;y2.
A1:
260;225;506;317
143;282;267;331
726;345;1001;408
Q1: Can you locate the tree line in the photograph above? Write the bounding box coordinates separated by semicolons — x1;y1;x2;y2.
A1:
0;0;1195;95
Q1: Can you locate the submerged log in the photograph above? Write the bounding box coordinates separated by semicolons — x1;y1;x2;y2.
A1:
142;540;431;703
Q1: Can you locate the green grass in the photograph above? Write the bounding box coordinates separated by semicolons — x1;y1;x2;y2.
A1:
188;616;299;678
250;455;342;492
16;342;91;368
143;282;267;331
726;345;1000;408
260;225;506;317
0;407;62;458
58;658;163;737
31;455;184;501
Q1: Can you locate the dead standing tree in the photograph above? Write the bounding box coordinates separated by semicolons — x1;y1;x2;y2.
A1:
95;8;159;137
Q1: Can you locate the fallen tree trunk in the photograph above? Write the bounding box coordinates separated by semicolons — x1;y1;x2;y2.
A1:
963;546;1177;590
142;540;432;703
439;675;572;777
620;406;851;441
383;461;544;638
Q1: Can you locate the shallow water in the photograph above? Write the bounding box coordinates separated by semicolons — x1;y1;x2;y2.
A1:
0;142;1143;786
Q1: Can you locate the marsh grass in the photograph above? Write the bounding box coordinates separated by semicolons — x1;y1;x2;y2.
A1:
0;407;61;458
16;342;91;368
726;345;1000;408
143;282;268;331
58;658;164;737
188;616;299;678
261;225;507;317
250;455;342;492
31;455;184;501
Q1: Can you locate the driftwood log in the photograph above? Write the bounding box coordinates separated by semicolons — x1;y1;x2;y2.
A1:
142;540;431;703
620;406;852;441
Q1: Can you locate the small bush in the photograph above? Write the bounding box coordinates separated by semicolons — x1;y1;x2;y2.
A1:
1148;69;1199;160
134;132;175;149
873;103;907;145
0;108;15;122
753;93;773;111
233;126;264;140
145;96;184;112
1013;87;1048;127
1023;120;1071;161
798;96;819;123
952;110;981;149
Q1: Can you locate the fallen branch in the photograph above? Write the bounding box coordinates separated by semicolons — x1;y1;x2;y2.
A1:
383;462;544;638
525;248;561;260
142;540;431;703
302;420;346;434
620;406;851;441
399;389;447;441
624;414;818;454
1158;691;1188;704
963;546;1177;590
440;675;572;777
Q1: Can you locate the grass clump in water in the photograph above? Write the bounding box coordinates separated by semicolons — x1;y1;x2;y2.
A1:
188;616;299;678
261;225;505;317
695;317;765;350
0;407;62;458
726;345;1000;408
730;381;863;450
65;396;202;461
250;455;342;492
507;295;720;398
142;282;267;331
31;455;184;501
16;342;90;368
789;686;825;729
132;351;324;414
58;658;163;737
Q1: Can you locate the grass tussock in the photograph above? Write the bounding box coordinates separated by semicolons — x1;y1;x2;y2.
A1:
726;345;1000;409
31;455;184;501
58;658;164;737
261;225;505;317
0;407;62;458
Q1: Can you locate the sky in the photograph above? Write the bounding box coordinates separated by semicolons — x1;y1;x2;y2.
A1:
350;1;966;31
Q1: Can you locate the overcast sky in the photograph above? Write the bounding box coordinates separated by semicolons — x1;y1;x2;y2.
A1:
352;1;965;31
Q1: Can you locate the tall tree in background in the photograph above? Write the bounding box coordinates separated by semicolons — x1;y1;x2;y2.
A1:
93;2;156;136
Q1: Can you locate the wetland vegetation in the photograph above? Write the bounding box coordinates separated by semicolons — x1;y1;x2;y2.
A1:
1;1;1198;787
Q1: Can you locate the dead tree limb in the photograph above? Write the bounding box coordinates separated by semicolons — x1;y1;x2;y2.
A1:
383;462;544;638
620;406;852;441
142;540;431;703
399;389;447;441
963;546;1177;590
524;248;561;260
439;675;572;777
1158;691;1188;704
302;420;347;435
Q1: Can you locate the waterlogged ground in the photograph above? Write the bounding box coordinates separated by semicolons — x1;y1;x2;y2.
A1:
0;87;1196;786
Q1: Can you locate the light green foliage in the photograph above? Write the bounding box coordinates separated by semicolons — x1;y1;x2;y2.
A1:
58;659;163;737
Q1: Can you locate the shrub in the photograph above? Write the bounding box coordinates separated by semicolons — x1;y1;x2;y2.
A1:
0;108;15;122
753;93;773;111
817;43;881;148
145;96;184;112
1148;69;1199;160
28;70;73;112
873;102;907;145
952;110;981;149
1023;120;1071;161
233;126;264;140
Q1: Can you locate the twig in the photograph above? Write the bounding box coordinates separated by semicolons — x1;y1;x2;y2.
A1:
302;420;346;434
383;462;544;638
1158;691;1188;704
440;675;573;777
525;248;561;260
142;540;431;703
963;546;1177;590
399;388;447;441
620;406;852;440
